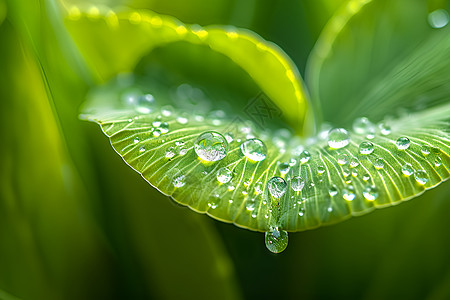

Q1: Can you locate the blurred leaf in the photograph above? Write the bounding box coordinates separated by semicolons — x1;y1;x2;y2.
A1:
65;6;313;133
307;0;450;126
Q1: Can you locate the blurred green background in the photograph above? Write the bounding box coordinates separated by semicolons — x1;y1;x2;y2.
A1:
1;0;450;299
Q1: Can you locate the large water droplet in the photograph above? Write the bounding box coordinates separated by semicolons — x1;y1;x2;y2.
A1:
396;137;410;150
428;9;449;28
290;176;305;192
299;150;311;164
342;186;355;201
265;227;288;254
363;186;379;201
217;167;232;184
420;144;431;156
359;141;374;155
328;128;350;149
353;117;375;137
278;162;290;175
414;170;429;185
268;177;287;198
402;163;414;176
241;138;267;162
194;131;228;162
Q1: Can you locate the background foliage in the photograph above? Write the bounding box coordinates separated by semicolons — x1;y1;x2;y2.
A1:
0;0;449;299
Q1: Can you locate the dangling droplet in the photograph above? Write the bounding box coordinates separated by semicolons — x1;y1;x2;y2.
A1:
363;186;378;201
217;167;233;184
278;162;290;175
373;158;385;169
414;170;429;185
359;141;374;155
241;138;267;162
268;177;287;198
396;137;410;150
402;163;414;176
337;153;348;166
342;186;356;201
194;131;228;162
290;176;305;192
299;150;311;164
328;128;350;149
265;227;288;254
428;9;449;29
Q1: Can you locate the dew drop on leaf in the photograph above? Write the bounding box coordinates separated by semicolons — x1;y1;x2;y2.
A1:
373;158;385;169
328;128;350;149
428;9;449;28
359;141;374;155
159;122;169;134
165;147;175;158
414;170;429;185
173;175;186;188
328;185;338;197
268;177;287;198
194;131;228;162
350;157;360;168
217;167;233;184
290;176;305;192
265;227;288;254
379;123;391;135
435;157;442;167
353;117;375;137
240;138;267;162
135;94;155;114
299;150;311;164
396;136;411;150
342;186;356;201
420;144;431;156
317;165;326;175
278;162;290;175
402;163;414;176
363;186;379;201
337;153;348;165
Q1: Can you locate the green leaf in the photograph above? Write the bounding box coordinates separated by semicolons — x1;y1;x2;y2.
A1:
65;5;312;134
307;0;450;126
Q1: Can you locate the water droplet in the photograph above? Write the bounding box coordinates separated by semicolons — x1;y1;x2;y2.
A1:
135;94;155;113
159;122;169;134
254;182;263;194
289;158;297;166
342;168;351;178
246;202;256;211
328;128;350;149
161;105;173;117
133;137;140;144
241;138;267;162
194;131;228;162
153;129;161;137
328;185;338;197
299;150;311;163
165;147;176;158
396;137;410;150
268;177;287;198
139;146;145;153
298;208;305;217
217;167;232;184
379;123;391;135
359;141;374;155
350;157;360;168
420;144;431;156
228;185;235;191
435;156;442;167
342;186;356;201
363;186;378;201
265;227;288;254
337;153;348;165
278;162;290;175
208;199;218;209
176;113;189;125
428;9;449;28
173;175;185;188
362;174;370;181
414;170;429;185
373;158;385;169
402;163;414;176
224;132;234;143
352;169;359;177
317;165;326;175
152;120;161;127
290;176;305;192
353;117;375;137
